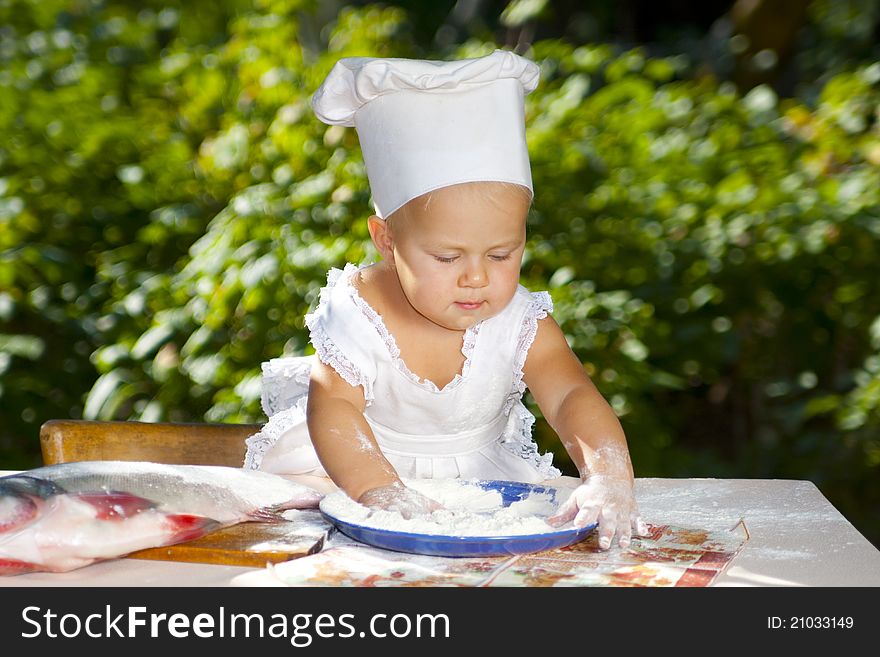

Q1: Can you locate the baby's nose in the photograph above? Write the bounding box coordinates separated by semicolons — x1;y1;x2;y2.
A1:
460;262;488;287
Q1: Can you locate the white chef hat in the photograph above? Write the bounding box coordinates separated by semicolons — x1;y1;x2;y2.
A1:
310;49;540;219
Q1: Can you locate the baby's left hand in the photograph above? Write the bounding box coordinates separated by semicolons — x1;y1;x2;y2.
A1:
547;475;648;550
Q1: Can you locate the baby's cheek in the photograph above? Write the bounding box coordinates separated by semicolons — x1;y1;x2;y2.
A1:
495;279;520;306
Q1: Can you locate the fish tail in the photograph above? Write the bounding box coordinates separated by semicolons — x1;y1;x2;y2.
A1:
247;508;286;523
250;493;324;520
273;495;323;511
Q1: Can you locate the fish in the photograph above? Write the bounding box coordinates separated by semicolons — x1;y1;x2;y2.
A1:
0;461;323;575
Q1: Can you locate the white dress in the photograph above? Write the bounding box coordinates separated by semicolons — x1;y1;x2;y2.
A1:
243;263;561;483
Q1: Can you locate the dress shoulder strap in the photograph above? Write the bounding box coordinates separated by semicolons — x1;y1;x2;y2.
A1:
502;285;554;415
305;264;384;404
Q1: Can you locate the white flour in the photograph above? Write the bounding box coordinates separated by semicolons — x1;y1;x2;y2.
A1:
319;478;562;536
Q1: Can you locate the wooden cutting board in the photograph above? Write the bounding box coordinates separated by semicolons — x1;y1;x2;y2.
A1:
126;510;331;568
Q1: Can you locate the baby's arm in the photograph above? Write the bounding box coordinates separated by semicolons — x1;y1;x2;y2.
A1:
523;316;647;549
306;360;441;517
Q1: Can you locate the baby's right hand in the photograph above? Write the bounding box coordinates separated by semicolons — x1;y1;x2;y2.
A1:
358;481;443;519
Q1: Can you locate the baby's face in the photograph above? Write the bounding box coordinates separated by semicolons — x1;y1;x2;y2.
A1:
388;182;529;331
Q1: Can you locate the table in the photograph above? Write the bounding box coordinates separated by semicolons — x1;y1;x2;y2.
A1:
2;476;878;587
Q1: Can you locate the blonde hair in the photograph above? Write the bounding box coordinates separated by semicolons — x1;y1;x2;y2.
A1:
387;181;533;228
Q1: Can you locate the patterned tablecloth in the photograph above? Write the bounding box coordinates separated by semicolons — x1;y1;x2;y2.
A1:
237;519;750;587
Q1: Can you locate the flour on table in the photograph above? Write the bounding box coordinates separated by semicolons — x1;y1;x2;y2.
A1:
319;478;562;537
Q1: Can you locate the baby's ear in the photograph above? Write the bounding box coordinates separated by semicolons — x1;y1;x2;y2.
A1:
367;214;394;260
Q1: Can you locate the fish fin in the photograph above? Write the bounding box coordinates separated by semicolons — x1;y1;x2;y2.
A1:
161;514;223;544
72;491;157;520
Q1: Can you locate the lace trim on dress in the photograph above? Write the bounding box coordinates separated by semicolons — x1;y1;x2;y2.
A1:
344;266;481;394
304;264;374;404
243;397;308;470
500;400;562;480
260;356;313;417
503;290;554;416
495;290;559;478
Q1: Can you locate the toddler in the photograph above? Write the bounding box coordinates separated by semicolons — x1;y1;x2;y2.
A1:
244;50;646;549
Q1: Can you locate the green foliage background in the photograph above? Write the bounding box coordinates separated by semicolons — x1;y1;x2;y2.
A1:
2;0;879;546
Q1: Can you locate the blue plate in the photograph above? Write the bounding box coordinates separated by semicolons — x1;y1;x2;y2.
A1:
319;480;596;558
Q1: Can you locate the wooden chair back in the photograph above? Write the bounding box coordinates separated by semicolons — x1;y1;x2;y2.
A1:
39;419;261;467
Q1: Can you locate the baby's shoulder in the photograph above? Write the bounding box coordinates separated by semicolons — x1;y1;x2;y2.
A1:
349;263;389;314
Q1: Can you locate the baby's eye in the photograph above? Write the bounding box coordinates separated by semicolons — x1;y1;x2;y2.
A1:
489;254;512;262
433;255;458;263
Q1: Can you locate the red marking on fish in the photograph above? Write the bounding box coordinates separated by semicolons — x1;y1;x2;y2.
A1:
0;558;41;576
72;492;157;520
162;514;221;544
0;495;38;532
